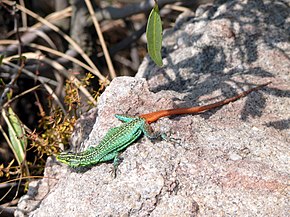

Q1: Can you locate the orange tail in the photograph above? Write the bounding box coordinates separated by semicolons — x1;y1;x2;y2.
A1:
140;82;271;123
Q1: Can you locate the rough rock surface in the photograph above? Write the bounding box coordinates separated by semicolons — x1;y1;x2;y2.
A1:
16;0;289;216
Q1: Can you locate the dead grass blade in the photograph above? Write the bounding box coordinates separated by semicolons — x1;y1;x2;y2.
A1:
4;53;97;106
2;1;106;81
85;0;116;79
1;60;65;112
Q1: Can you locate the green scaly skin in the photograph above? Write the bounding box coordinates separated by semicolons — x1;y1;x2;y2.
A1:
56;115;157;171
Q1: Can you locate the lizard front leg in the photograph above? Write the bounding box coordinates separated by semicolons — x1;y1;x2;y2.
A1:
99;151;121;178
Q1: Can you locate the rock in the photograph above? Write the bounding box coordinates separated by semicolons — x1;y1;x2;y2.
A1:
16;0;289;216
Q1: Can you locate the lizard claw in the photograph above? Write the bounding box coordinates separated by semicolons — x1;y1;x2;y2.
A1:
161;132;181;144
110;166;117;178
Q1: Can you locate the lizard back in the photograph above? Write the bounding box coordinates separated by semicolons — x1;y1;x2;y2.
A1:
57;117;146;167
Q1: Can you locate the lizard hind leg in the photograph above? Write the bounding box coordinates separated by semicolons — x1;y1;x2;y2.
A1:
142;122;164;140
142;122;179;143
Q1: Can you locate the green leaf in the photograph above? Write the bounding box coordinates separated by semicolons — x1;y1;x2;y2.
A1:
10;55;27;63
0;55;4;65
146;3;163;67
2;107;26;165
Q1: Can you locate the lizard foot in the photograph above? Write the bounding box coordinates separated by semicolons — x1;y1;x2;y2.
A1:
110;155;123;178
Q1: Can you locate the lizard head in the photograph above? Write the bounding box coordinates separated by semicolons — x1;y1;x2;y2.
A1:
56;152;81;167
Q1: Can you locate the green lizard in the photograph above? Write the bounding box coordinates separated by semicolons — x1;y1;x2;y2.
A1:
56;82;270;173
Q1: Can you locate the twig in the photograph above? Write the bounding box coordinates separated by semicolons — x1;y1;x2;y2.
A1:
0;40;99;78
2;1;106;81
0;2;25;108
0;59;25;109
94;0;191;21
18;0;27;28
12;2;23;63
2;6;72;56
1;60;65;112
85;0;116;79
0;205;16;217
109;24;146;56
4;53;97;106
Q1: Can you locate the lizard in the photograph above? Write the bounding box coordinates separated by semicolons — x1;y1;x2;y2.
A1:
56;82;270;173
